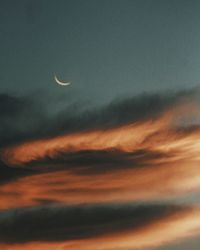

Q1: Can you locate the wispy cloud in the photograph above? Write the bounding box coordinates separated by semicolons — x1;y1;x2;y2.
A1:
1;89;200;249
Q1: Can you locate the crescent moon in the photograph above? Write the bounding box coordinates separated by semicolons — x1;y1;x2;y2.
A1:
54;75;71;86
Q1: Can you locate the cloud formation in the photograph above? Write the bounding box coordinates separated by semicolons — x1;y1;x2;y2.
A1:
1;89;200;249
0;88;198;147
0;204;200;250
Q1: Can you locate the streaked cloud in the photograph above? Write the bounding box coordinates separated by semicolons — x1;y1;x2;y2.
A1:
0;89;200;249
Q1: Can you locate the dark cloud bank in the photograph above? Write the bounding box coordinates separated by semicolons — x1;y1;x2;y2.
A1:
0;203;180;243
0;88;198;147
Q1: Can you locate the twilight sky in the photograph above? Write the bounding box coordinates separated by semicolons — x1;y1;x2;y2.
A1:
1;1;200;250
1;0;200;103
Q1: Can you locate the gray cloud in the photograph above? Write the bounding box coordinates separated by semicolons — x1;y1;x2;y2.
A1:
0;88;198;148
0;160;33;184
0;203;180;243
27;149;166;174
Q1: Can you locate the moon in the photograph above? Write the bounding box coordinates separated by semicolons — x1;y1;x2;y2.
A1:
54;75;71;86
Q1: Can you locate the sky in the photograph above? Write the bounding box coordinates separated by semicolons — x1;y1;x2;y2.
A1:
1;0;200;102
1;0;200;250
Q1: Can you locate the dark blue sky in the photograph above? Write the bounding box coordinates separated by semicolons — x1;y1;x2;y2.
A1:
1;0;200;104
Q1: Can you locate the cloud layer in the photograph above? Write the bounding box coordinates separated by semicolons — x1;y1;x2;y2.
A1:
0;204;200;250
1;89;200;249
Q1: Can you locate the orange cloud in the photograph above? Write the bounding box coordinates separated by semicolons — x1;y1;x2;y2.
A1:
0;98;200;250
1;103;179;166
1;154;200;210
1;102;199;167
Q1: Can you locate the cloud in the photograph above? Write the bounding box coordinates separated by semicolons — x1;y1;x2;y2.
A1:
0;203;191;243
0;204;200;250
0;88;198;148
1;89;200;207
1;89;200;249
0;160;32;184
0;93;45;147
2;94;199;166
1;152;200;209
0;94;26;116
